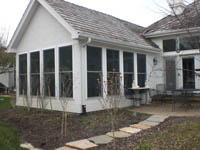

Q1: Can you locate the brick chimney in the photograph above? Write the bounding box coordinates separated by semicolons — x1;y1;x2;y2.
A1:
168;0;186;15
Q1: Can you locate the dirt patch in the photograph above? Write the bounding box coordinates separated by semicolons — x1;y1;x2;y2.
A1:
0;107;149;150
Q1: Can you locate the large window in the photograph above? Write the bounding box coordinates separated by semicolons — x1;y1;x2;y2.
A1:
30;52;40;96
137;54;146;87
87;46;102;97
123;52;134;94
19;54;27;95
44;49;55;97
59;46;73;97
163;36;200;52
180;36;200;50
107;49;120;95
163;39;176;52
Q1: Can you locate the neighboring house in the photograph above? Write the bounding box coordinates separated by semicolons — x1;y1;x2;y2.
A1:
7;0;200;113
0;68;16;92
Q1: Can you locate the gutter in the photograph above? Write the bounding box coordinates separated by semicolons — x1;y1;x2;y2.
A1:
144;27;200;38
75;33;161;54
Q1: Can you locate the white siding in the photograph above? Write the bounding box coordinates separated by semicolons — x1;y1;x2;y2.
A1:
17;5;72;52
0;72;9;87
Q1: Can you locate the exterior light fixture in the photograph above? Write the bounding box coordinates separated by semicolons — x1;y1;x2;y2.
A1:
153;57;158;66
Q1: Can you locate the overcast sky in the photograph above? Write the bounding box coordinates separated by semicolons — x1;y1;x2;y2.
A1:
0;0;194;42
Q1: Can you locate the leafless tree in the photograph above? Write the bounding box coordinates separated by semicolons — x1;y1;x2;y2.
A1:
59;74;72;137
97;72;123;149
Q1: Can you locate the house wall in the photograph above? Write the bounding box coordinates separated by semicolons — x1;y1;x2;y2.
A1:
15;3;164;113
15;4;83;113
151;36;200;89
0;72;9;87
17;5;72;53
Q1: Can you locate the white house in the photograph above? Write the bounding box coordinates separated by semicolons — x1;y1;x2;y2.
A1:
144;0;200;91
7;0;200;113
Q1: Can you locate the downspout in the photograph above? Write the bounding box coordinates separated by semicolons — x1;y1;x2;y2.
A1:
82;37;92;47
81;37;92;115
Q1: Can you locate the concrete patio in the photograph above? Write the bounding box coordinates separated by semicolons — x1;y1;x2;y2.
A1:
131;101;200;117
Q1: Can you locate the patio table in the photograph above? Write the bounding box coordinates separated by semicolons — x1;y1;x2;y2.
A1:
171;89;200;111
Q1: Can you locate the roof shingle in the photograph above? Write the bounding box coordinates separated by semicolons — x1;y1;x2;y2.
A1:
45;0;156;48
144;0;200;35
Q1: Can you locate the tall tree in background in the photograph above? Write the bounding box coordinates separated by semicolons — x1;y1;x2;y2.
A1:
0;29;15;74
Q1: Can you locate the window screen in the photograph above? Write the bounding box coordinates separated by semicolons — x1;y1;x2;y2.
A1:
19;54;27;95
44;49;55;97
87;46;102;97
137;54;146;87
59;46;73;97
123;52;134;94
107;49;120;95
31;52;40;96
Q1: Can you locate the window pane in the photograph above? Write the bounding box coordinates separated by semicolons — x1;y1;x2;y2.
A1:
123;52;134;73
138;74;146;87
180;36;199;50
31;52;40;73
31;75;40;96
59;46;72;72
87;46;102;71
107;73;120;95
19;75;27;95
44;49;55;73
44;74;55;97
19;54;27;74
124;74;134;89
87;73;102;97
137;54;146;73
60;73;73;97
163;39;176;52
107;49;119;72
137;54;146;88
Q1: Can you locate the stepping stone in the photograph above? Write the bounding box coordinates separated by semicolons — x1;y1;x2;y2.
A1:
139;120;159;126
20;143;34;149
120;127;141;134
66;139;98;150
88;135;113;145
55;146;78;150
106;131;131;138
146;115;169;123
130;124;151;130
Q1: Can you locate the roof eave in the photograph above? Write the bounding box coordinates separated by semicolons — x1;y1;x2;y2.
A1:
77;33;161;53
144;27;200;38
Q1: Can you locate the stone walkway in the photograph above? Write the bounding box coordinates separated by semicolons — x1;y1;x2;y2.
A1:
20;114;169;150
54;114;169;150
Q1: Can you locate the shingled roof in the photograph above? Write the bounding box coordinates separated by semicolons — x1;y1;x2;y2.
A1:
45;0;157;48
144;0;200;35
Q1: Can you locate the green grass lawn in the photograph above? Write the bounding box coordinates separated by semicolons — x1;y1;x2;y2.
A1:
0;96;20;150
137;120;200;150
0;96;13;109
0;123;20;150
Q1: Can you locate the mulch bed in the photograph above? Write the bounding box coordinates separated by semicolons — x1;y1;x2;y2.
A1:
0;107;149;150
